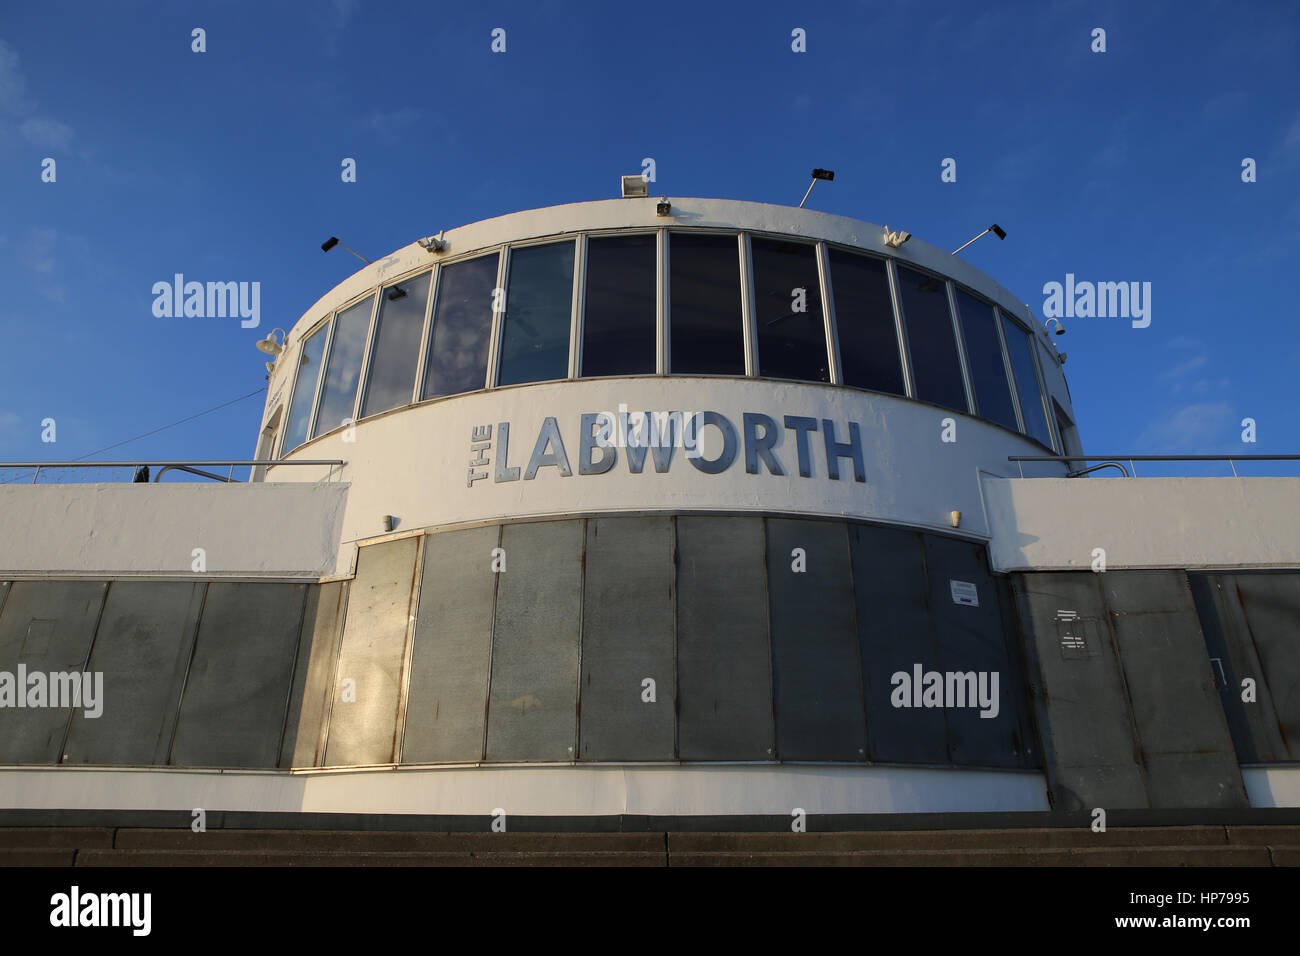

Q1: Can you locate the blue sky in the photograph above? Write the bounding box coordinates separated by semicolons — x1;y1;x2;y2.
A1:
1;0;1297;477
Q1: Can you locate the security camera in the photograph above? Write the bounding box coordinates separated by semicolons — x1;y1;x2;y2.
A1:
418;232;447;252
883;226;911;249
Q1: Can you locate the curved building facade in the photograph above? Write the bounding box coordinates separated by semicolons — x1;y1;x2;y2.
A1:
4;197;1299;824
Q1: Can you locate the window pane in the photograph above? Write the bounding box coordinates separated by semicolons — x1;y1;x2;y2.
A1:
669;233;744;375
897;266;967;412
582;234;656;376
955;289;1018;431
1002;315;1054;448
752;238;828;382
361;272;432;418
282;326;328;454
497;241;575;386
829;249;904;395
423;253;498;400
312;294;374;438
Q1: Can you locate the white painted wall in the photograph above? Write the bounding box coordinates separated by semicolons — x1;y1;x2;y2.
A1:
0;483;349;578
275;378;1062;576
0;764;1050;816
983;476;1300;571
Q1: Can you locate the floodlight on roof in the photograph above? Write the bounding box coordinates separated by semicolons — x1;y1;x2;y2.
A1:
621;175;649;198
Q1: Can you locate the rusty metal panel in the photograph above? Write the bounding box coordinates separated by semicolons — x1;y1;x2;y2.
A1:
64;581;204;766
676;516;774;760
281;581;349;768
322;537;420;767
170;583;308;768
766;519;867;761
402;526;499;764
0;582;107;764
579;516;676;760
485;520;583;762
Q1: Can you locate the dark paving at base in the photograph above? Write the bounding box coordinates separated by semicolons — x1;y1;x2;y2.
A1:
2;824;1298;866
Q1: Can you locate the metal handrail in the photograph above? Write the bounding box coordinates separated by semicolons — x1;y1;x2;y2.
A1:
1008;454;1300;479
0;460;345;484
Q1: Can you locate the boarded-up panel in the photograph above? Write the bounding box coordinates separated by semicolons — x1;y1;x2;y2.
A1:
485;520;583;762
323;537;419;767
676;516;774;760
170;582;307;768
766;519;866;761
1190;574;1277;763
281;581;349;768
402;526;499;764
850;524;948;764
64;581;204;766
926;536;1034;769
1102;571;1246;808
1013;572;1147;809
1229;574;1300;761
579;517;675;760
0;582;107;764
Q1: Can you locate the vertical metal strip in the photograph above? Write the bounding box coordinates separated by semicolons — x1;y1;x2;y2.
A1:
947;280;976;415
393;534;426;764
54;581;110;764
739;233;759;377
486;248;510;390
817;242;841;385
887;259;916;400
479;523;503;763
569;235;587;379
166;581;209;766
412;265;440;403
658;228;670;375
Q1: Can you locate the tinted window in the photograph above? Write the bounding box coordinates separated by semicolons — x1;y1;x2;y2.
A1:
362;272;432;418
752;238;828;382
282;325;328;453
312;294;375;438
423;254;497;399
669;233;744;375
497;242;575;386
582;234;656;376
1002;315;1054;448
897;266;967;412
955;289;1018;431
829;249;904;395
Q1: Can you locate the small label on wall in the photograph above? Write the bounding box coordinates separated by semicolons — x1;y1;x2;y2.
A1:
950;580;979;607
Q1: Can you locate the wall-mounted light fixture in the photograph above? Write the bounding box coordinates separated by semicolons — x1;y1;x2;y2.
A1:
656;197;672;217
951;224;1005;256
883;226;911;249
799;168;835;208
621;175;649;198
418;232;447;252
255;328;287;356
321;236;372;264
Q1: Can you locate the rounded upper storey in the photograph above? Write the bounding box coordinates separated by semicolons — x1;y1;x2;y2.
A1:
259;198;1077;463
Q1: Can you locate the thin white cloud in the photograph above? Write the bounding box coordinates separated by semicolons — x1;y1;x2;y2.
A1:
20;116;73;148
1135;402;1236;452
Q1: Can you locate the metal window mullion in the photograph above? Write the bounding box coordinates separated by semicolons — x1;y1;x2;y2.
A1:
886;259;915;399
306;317;336;441
993;306;1027;434
486;248;510;389
816;241;841;385
1029;332;1063;453
946;280;976;415
352;292;383;423
412;265;440;404
658;227;669;375
739;232;758;376
569;235;586;379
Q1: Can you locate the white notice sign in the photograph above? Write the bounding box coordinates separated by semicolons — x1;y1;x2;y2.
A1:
950;580;979;607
